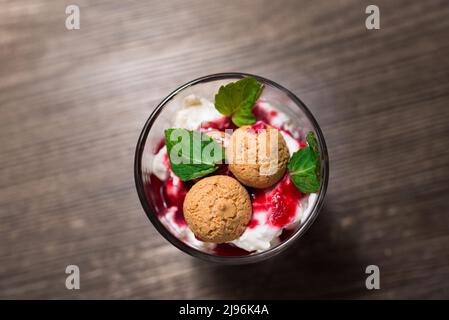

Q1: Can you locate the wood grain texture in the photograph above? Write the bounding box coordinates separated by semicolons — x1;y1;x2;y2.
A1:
1;0;449;299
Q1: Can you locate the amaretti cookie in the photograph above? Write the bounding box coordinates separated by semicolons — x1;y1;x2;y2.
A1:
183;175;252;243
227;123;289;188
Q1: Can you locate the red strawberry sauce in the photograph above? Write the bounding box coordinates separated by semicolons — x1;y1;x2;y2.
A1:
247;121;267;133
201;116;236;131
250;174;302;228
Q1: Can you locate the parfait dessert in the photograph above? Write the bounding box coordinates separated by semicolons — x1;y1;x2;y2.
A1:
144;77;322;256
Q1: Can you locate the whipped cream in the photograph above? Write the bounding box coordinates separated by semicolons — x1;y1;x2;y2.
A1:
231;211;283;252
173;94;223;130
152;145;169;181
161;206;215;251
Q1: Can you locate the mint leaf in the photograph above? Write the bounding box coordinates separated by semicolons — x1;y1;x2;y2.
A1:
214;77;264;127
165;128;225;181
288;131;321;193
306;131;321;176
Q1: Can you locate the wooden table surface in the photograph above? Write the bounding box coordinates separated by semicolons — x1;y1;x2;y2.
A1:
1;0;449;299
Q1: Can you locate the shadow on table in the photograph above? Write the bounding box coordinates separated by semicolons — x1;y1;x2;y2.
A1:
193;203;369;299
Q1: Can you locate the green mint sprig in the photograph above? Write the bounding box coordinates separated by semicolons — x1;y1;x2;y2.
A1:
164;128;225;181
288;132;321;193
214;77;264;127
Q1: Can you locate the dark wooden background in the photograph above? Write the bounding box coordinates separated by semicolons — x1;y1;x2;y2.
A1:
1;0;449;299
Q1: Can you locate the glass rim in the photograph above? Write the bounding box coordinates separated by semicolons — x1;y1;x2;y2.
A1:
134;72;329;264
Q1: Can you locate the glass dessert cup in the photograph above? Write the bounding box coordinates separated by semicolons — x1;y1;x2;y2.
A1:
134;73;329;264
